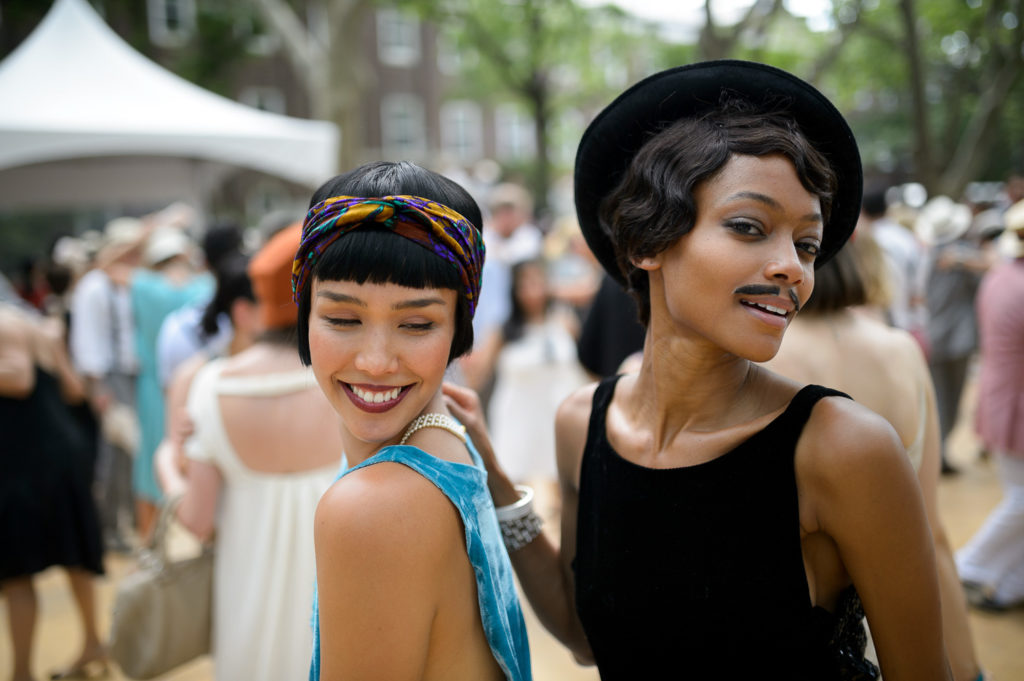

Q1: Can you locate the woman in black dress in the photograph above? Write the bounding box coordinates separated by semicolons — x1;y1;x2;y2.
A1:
445;60;951;680
0;303;107;680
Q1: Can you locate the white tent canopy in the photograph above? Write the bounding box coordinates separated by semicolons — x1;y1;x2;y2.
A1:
0;0;337;210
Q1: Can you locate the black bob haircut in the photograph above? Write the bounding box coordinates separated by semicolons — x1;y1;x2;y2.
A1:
296;161;484;366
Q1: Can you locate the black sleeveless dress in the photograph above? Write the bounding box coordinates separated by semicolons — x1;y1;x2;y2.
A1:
0;367;104;580
574;376;873;679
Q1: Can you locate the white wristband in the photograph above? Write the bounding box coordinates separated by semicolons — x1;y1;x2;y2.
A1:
495;485;534;522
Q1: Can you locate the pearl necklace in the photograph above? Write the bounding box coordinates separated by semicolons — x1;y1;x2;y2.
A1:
399;413;467;445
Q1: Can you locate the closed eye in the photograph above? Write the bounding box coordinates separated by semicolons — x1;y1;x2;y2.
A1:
325;317;359;327
401;322;435;331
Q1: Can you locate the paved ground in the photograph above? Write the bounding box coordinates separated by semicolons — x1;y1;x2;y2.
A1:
3;384;1023;680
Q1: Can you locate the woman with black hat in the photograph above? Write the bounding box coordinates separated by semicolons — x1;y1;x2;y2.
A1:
445;60;950;680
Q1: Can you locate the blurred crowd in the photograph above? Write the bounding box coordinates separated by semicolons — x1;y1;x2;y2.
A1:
2;170;1024;680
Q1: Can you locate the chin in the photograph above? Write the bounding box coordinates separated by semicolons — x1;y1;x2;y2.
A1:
740;340;783;364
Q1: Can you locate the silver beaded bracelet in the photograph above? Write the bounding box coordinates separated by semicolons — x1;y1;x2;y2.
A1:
496;485;543;552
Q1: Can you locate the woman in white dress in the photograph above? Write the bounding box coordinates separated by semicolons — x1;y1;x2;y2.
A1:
482;260;588;499
159;225;343;681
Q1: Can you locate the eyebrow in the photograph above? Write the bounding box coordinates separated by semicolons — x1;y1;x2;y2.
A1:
316;291;365;306
315;290;447;310
392;297;447;310
727;191;822;223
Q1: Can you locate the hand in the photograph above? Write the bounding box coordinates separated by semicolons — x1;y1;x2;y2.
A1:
169;410;195;446
89;389;113;415
442;382;519;506
441;381;488;435
155;440;188;498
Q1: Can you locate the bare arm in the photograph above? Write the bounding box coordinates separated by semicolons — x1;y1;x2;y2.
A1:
156;356;222;542
443;382;595;663
801;398;951;681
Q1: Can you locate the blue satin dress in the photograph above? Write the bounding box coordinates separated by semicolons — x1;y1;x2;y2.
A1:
309;435;533;681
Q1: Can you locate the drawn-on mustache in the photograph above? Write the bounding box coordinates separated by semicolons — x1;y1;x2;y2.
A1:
733;285;801;314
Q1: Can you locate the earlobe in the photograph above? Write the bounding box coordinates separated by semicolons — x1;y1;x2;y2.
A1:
632;255;660;272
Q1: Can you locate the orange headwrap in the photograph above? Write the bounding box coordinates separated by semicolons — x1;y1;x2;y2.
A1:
248;223;302;330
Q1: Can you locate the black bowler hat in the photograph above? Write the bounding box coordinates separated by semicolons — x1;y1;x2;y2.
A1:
574;59;863;285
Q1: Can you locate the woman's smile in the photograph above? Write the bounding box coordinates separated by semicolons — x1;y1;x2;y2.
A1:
308;278;457;452
343;382;412;413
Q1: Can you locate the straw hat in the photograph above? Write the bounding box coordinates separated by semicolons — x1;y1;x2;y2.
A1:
998;199;1024;259
143;227;192;267
95;217;144;266
915;196;972;246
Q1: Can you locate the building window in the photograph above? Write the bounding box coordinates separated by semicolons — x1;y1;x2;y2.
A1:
377;9;421;68
147;0;196;47
239;87;286;115
236;12;281;57
381;94;426;157
437;35;478;76
495;104;536;161
441;101;483;163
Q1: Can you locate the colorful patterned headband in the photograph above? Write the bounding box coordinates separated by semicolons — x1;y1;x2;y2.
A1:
291;195;486;316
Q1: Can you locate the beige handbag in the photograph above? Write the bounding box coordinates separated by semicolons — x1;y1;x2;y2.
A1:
109;497;213;679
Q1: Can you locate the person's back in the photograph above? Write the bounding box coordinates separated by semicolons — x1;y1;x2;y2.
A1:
185;339;341;681
213;342;340;474
167;226;346;681
767;311;926;463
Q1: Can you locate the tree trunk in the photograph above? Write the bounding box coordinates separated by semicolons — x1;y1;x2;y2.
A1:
252;0;371;176
529;74;551;219
939;60;1023;197
698;0;728;61
325;1;372;173
898;0;935;190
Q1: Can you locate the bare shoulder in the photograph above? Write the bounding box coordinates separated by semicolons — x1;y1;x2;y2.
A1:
799;395;907;474
401;424;475;468
315;462;463;566
0;306;31;345
0;307;35;398
795;395;914;522
555;381;600;479
556;380;599;435
169;352;208;401
864;319;927;369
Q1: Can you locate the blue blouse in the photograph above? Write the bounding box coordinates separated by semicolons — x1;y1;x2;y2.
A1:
309;436;532;681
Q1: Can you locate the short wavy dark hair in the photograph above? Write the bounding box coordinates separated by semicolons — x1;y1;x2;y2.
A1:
295;161;483;366
600;99;837;326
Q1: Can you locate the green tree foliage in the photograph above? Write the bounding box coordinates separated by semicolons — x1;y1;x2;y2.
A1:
820;0;1024;193
170;4;254;96
650;0;1023;195
395;0;657;216
251;0;373;173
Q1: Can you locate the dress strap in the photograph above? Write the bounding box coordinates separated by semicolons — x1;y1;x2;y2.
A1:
585;375;622;453
770;384;851;453
904;387;928;472
786;384;851;417
214;368;318;397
